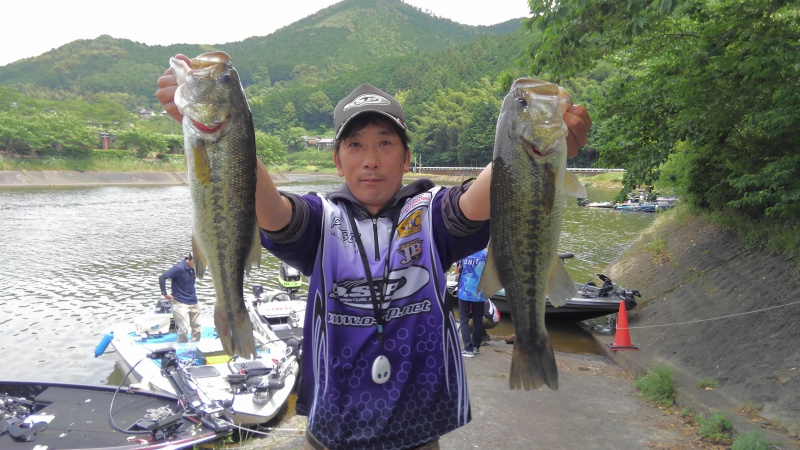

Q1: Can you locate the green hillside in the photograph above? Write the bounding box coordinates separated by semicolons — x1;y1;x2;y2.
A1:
0;0;521;112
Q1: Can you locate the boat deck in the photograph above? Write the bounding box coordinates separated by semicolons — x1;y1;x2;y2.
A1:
0;382;223;449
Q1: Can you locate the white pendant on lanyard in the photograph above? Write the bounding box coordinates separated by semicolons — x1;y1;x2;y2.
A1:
371;355;391;384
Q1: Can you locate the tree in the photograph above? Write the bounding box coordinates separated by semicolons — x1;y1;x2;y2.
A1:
301;91;334;131
282;126;310;153
524;0;800;221
410;79;502;166
41;113;97;157
255;130;287;167
282;102;299;129
0;110;95;157
252;65;271;85
0;111;38;154
290;64;323;86
116;128;168;158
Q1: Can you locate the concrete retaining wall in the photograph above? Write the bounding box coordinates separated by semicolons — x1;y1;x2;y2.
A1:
0;171;289;187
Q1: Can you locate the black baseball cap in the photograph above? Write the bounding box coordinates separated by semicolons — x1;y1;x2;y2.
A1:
333;84;406;140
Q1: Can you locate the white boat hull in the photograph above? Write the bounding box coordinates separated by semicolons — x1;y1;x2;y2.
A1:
110;317;298;426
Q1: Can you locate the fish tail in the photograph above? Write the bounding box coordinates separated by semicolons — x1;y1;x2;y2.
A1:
510;335;559;391
215;307;257;359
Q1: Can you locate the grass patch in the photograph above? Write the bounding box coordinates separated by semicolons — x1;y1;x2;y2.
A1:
0;154;185;172
705;207;800;269
731;429;771;450
283;150;336;171
697;377;719;390
697;411;732;445
634;365;675;406
641;229;671;265
643;234;668;256
576;171;624;188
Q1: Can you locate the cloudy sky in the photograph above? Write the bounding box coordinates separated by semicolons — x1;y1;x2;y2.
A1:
1;0;532;67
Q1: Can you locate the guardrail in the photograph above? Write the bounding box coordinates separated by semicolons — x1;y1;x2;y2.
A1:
411;167;625;174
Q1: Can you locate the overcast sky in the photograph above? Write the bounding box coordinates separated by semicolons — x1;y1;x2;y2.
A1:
1;0;532;67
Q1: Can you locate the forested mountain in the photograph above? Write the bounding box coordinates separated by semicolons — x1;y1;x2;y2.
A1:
0;0;540;168
0;0;521;112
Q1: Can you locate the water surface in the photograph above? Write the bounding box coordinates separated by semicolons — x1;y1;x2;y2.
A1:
0;175;655;384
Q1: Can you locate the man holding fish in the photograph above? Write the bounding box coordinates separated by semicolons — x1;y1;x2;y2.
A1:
157;55;589;449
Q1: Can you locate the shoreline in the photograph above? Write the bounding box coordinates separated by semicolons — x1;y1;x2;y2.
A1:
0;170;621;189
0;170;291;187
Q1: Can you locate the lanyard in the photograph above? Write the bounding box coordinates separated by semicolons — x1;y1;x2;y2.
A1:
345;205;398;345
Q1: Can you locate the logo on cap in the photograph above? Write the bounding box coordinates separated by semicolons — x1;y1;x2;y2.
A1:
343;94;391;111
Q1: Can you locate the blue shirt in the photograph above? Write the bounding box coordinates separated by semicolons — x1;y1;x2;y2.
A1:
457;249;487;302
159;260;198;305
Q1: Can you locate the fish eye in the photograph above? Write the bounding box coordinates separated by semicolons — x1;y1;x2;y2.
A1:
517;96;528;107
220;74;231;83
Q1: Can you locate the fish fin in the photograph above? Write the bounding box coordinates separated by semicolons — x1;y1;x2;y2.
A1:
244;223;262;277
192;236;207;279
563;171;587;198
192;142;212;185
543;165;557;214
477;242;503;298
547;257;575;307
215;307;257;359
510;335;559;391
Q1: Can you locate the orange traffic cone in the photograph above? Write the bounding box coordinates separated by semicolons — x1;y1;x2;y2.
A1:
609;300;638;351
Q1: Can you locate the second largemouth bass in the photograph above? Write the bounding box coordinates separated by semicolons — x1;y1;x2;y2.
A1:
171;51;260;358
478;78;586;390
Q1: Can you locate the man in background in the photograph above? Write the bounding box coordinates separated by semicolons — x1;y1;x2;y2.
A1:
159;253;201;342
455;248;488;357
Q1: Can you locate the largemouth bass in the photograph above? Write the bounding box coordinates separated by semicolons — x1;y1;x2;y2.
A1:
478;78;586;390
171;51;260;358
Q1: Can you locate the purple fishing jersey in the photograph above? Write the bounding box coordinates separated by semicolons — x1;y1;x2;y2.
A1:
261;179;489;449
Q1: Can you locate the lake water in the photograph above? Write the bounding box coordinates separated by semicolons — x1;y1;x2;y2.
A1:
0;174;656;385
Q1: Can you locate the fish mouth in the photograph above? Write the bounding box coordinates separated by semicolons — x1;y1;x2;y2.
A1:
523;139;555;158
190;118;228;135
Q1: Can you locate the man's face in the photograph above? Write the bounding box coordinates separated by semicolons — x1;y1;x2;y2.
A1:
334;118;410;215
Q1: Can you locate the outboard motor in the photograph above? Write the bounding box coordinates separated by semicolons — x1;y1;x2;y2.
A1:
279;262;302;296
597;274;614;297
623;289;641;310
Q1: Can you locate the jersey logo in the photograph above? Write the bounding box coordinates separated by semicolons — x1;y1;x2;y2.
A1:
330;215;356;248
397;238;423;264
397;209;422;238
329;266;430;310
400;192;431;217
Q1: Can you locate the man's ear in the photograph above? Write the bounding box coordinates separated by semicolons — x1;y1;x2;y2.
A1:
403;148;411;172
333;151;344;177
